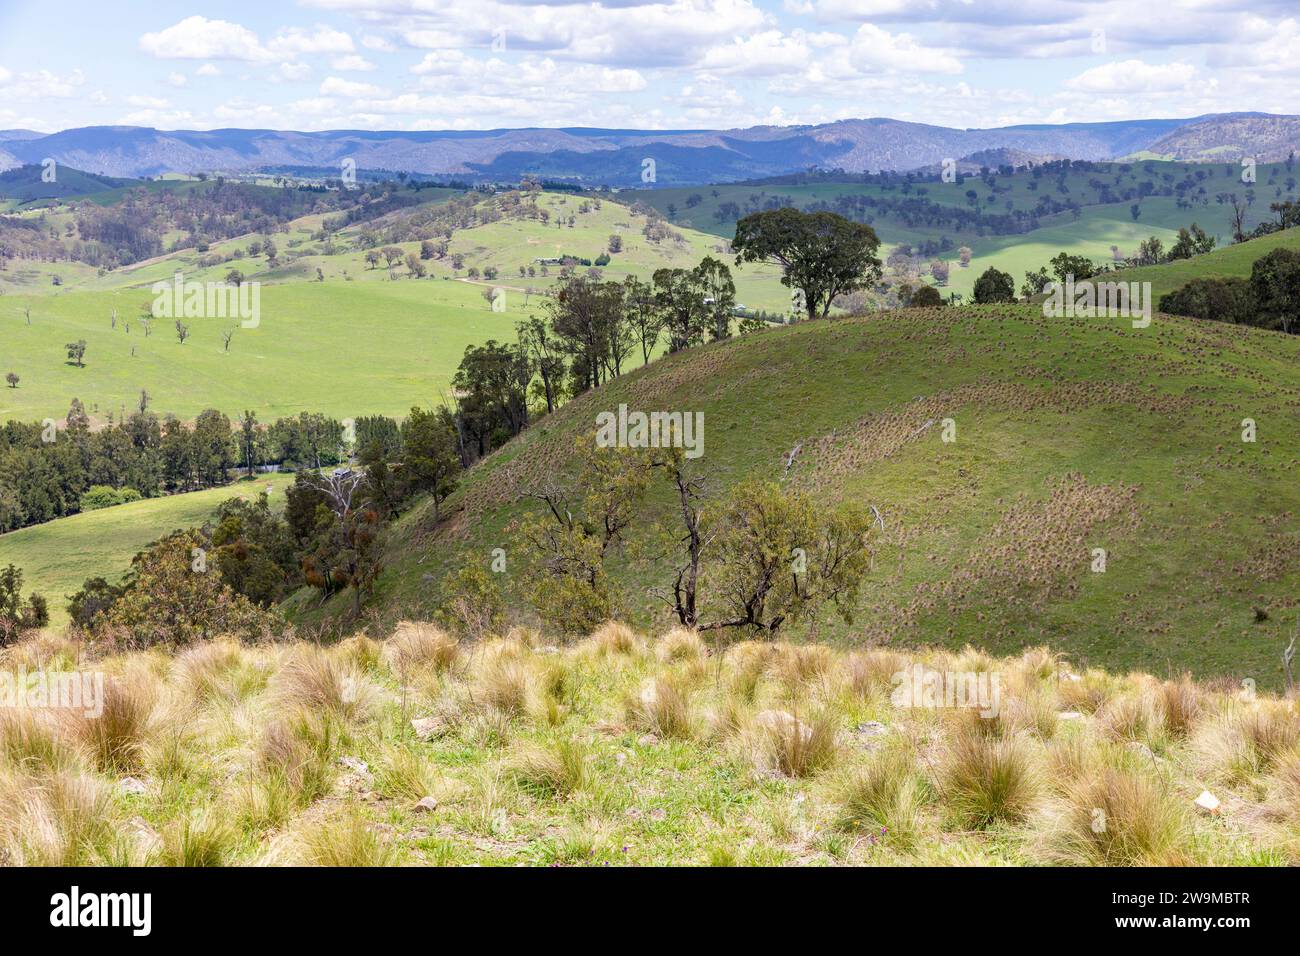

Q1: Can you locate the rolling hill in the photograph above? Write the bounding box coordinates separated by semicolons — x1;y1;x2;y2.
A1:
339;303;1300;689
6;114;1298;184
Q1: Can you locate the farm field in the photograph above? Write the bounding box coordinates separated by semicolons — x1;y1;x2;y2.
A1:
0;472;296;627
1;190;790;424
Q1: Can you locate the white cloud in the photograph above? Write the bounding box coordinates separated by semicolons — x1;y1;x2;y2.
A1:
280;63;313;81
848;24;963;74
1065;59;1197;94
267;26;354;58
139;16;271;61
361;35;396;53
320;76;388;97
332;55;377;71
196;64;222;77
0;69;87;100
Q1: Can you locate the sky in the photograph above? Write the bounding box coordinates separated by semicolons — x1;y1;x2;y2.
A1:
0;0;1297;134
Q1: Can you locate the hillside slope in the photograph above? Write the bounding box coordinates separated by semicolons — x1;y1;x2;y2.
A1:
355;305;1300;688
1116;227;1300;303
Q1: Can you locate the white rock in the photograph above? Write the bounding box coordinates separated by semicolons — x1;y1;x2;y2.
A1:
119;777;148;796
1194;790;1221;815
1059;711;1084;720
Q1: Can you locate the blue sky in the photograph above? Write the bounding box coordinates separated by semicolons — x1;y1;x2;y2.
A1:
1;0;1297;133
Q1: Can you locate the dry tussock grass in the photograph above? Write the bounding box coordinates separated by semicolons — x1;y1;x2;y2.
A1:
0;623;1294;866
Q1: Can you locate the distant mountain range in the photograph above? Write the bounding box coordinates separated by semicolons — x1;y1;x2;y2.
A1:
1;113;1295;186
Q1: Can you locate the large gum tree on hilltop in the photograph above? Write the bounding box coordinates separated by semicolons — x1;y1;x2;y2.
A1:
732;209;882;321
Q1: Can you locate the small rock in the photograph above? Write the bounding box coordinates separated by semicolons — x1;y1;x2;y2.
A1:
1058;711;1084;720
648;808;667;822
1125;741;1165;765
537;645;561;655
854;720;888;737
624;807;643;820
637;733;660;747
119;777;148;796
411;716;446;740
413;795;439;814
360;790;381;803
1194;790;1221;815
615;751;628;766
338;755;370;775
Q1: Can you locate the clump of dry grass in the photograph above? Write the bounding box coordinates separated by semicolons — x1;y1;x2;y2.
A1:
769;643;835;694
833;745;927;847
156;809;239;866
740;707;837;778
1;632;82;672
0;767;122;866
1195;700;1300;784
586;621;643;658
1157;675;1202;738
385;622;459;677
1096;692;1162;745
843;649;907;700
375;744;445;802
256;710;339;805
294;811;399;866
1058;668;1118;714
1040;766;1190;865
656;628;706;663
273;647;375;722
60;675;156;773
474;645;535;718
507;738;589;797
336;634;383;673
627;676;694;739
0;706;70;772
1016;646;1063;682
1266;748;1300;805
724;642;771;702
1004;687;1061;740
939;731;1040;829
173;640;246;704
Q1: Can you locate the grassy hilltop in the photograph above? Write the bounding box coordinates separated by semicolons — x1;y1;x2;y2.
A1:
348;303;1300;688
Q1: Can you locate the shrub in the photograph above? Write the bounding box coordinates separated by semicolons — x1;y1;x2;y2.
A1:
909;285;944;307
1158;277;1255;326
973;267;1016;303
78;485;142;512
436;565;504;639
